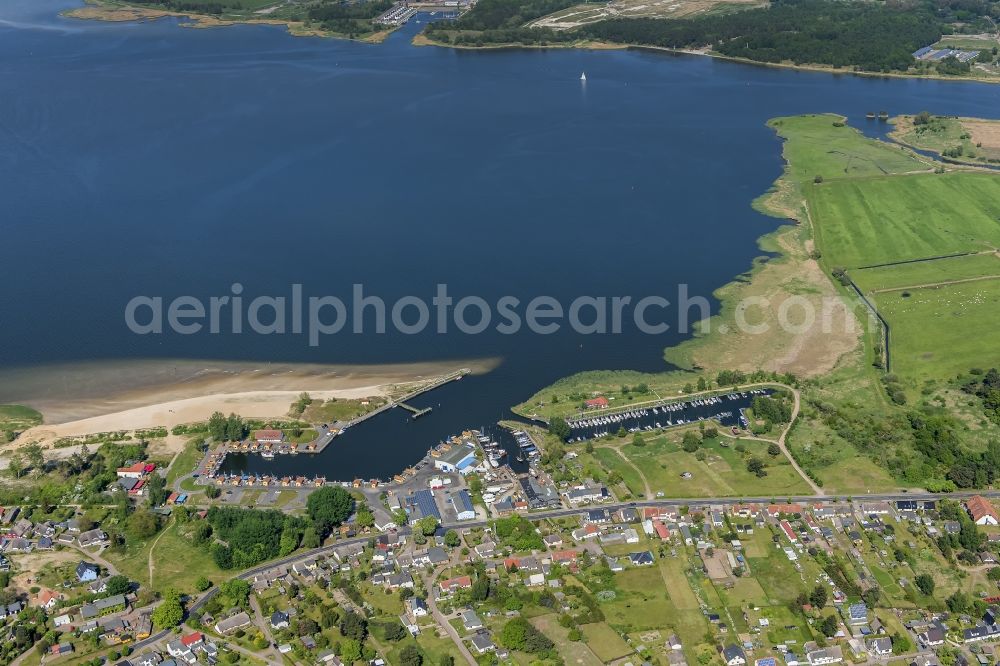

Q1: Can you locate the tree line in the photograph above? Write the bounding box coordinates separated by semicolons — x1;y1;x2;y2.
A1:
427;0;948;73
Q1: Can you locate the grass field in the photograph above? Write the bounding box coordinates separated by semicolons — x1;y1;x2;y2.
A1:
529;615;603;666
301;396;385;423
769;115;929;184
808;173;1000;268
619;435;811;497
592;446;647;498
166;437;204;486
852;252;1000;292
579;622;633;662
105;519;224;595
872;278;1000;381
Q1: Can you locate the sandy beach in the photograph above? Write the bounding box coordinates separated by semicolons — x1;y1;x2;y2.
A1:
0;357;499;454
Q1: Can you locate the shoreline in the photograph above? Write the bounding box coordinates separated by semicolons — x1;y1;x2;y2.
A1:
0;357;500;425
62;2;396;43
63;1;1000;85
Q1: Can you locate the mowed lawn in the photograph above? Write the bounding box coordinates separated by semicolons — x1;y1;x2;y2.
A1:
579;622;634;662
621;436;811;498
852;253;1000;292
770;114;928;182
809;172;1000;268
872;279;1000;382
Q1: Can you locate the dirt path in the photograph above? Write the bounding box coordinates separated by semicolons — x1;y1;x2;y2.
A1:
147;522;170;589
718;388;822;496
775;389;822;496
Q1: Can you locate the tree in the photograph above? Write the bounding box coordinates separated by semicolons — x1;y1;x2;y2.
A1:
892;631;912;655
746;457;767;477
399;644;423;666
819;615;838;637
128;510;160;539
633;433;646;447
682;432;701;453
392;509;409;527
195;577;211;592
444;530;461;547
151;589;184;629
915;573;935;596
7;453;24;479
809;585;828;608
947;590;971;614
301;526;321;549
23;443;45;476
105;575;131;596
340;611;368;642
767;442;781;456
356;508;375;529
471;576;490;602
221;578;251;608
382;622;407;641
987;567;1000;581
306;486;356;537
499;617;553;653
549;417;571;441
417;516;439;536
438;656;454;666
340;638;362;664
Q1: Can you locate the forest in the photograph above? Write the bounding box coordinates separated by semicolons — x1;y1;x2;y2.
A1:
580;0;945;72
427;0;960;73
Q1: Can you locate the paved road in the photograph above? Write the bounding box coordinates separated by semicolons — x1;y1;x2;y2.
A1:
423;565;477;666
127;487;1000;653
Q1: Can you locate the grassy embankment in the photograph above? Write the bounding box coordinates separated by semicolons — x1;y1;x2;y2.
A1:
66;0;394;42
0;404;42;442
517;114;1000;493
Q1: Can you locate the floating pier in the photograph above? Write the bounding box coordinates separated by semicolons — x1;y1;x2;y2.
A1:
397;403;433;418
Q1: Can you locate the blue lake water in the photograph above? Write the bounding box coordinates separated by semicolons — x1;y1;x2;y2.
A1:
2;0;999;479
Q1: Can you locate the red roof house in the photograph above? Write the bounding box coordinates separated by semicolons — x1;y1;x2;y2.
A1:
967;496;1000;525
584;397;609;409
439;576;472;593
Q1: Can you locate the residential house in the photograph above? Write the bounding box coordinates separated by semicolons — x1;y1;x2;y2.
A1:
439;576;472;596
406;597;428;619
461;609;484;631
271;611;290;630
722;645;747;666
470;632;496;654
80;594;127;619
806;647;843;666
869;638;892;657
214;611;252;634
78;529;108;548
967;496;1000;526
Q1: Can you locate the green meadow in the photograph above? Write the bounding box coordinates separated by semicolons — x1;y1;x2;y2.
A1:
808;173;1000;268
769;114;927;183
852;252;1000;292
872;278;1000;382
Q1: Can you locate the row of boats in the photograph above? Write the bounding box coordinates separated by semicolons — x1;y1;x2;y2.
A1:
567;390;766;429
210;474;328;488
512;429;540;464
476;432;508;468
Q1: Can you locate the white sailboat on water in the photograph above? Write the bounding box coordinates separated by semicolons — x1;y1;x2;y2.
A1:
580;71;587;81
